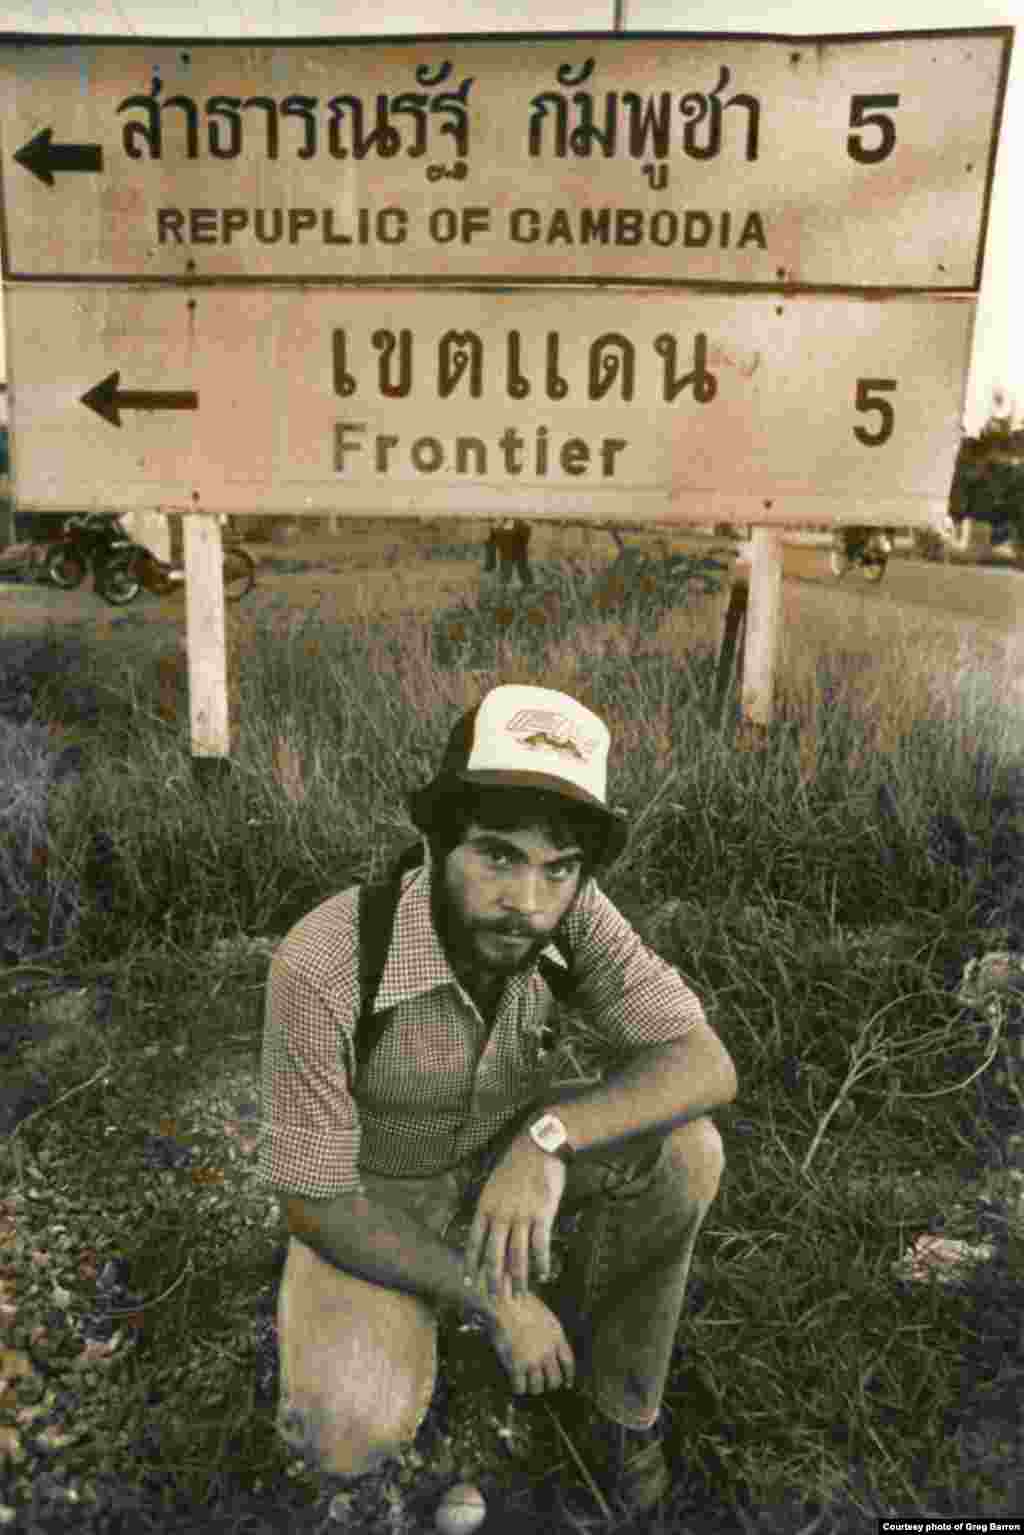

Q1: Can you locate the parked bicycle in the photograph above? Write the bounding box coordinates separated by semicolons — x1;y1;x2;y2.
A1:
101;539;257;604
829;526;895;584
43;512;144;604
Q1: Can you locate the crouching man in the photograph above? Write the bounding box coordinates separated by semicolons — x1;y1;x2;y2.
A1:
259;684;737;1517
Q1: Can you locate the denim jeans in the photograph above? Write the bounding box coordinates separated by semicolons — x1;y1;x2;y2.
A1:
276;1084;724;1479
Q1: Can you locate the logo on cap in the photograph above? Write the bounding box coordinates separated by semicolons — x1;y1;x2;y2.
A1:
506;708;599;763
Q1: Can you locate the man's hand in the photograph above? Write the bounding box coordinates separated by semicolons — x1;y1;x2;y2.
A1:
486;1291;575;1395
464;1136;566;1300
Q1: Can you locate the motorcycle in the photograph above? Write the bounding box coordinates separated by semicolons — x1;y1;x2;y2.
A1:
100;538;256;604
43;512;146;605
0;538;51;583
829;526;895;584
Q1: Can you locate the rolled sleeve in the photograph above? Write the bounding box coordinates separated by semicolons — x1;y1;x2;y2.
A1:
259;945;363;1200
563;880;705;1051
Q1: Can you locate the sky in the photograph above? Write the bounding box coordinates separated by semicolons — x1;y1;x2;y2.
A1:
0;0;1020;435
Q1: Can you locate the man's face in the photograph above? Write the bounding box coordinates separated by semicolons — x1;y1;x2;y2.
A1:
441;821;584;979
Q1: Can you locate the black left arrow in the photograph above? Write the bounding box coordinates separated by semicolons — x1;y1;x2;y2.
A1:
14;127;103;187
81;372;199;429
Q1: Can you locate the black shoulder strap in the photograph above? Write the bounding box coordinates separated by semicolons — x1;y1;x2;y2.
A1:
354;844;423;1078
537;949;578;1007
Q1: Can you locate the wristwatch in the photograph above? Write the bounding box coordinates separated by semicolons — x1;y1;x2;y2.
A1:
527;1111;575;1163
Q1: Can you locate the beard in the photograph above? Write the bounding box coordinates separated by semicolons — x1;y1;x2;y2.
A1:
431;874;553;983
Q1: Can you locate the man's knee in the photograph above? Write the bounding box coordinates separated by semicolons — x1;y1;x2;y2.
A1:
277;1397;411;1481
662;1115;725;1207
276;1237;437;1480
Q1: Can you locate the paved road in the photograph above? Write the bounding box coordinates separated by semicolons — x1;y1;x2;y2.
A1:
662;533;1024;642
777;544;1024;634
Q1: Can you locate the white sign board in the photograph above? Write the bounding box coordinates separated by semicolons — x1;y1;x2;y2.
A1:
0;29;1010;288
5;285;973;527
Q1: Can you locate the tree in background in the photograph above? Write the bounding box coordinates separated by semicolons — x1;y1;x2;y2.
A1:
949;389;1024;552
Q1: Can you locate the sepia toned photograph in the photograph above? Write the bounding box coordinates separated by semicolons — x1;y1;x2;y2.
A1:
0;2;1021;1533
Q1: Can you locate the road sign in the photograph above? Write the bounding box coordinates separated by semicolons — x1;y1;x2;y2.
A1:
4;285;973;527
0;29;1011;288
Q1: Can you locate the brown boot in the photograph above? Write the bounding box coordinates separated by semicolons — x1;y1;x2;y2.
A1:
572;1398;671;1516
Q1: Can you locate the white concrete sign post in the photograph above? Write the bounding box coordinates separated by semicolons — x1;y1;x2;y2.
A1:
0;27;1012;751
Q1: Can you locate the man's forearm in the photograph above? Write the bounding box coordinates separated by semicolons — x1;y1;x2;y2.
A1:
543;1032;737;1158
285;1191;498;1327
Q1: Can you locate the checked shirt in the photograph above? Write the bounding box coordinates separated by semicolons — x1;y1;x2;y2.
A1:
259;849;705;1200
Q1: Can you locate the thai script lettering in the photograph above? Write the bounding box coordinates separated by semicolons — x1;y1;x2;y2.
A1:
117;60;474;179
528;58;760;163
115;53;766;190
332;327;719;406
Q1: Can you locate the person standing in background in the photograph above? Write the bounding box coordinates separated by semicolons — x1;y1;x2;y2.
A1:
484;518;534;587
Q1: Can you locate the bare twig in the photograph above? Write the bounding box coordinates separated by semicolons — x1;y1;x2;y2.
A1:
885;1019;1002;1099
1;1052;113;1190
801;994;1002;1176
0;962;85;990
105;1256;195;1315
543;1404;615;1522
0;959;122;994
4;1053;113;1146
998;1036;1024;1111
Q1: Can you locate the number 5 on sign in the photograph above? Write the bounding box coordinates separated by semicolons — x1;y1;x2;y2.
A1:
847;95;900;163
854;380;897;446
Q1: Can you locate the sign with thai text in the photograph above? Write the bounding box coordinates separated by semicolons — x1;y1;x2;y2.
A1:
0;29;1010;287
4;285;973;527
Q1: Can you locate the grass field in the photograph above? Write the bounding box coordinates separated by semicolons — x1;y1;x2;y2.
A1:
1;519;1022;1533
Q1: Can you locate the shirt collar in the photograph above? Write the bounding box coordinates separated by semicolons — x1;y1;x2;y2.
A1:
371;840;568;1014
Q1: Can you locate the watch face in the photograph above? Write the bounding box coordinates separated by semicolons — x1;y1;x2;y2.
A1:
532;1113;566;1152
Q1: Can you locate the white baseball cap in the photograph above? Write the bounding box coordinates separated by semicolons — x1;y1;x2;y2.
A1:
409;685;628;858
